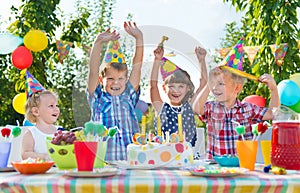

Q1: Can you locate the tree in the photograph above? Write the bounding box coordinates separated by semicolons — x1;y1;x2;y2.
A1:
0;0;115;127
222;0;300;101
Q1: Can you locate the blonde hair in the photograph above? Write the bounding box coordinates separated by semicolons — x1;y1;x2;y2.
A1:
209;67;247;85
164;69;195;103
25;90;58;123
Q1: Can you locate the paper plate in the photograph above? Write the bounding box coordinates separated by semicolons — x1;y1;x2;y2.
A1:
190;167;248;177
64;168;120;178
221;66;259;82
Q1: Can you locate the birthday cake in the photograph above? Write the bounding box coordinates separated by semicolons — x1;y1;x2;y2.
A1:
127;133;194;167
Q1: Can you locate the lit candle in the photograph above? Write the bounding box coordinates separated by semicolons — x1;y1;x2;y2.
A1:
141;116;146;136
166;131;170;143
157;116;162;137
178;113;183;142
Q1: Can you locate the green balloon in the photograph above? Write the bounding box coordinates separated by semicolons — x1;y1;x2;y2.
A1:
289;99;300;113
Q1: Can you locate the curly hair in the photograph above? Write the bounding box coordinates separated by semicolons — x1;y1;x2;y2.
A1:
164;69;195;103
25;90;58;123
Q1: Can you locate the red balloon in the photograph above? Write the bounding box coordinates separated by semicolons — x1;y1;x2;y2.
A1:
11;46;33;70
242;95;266;107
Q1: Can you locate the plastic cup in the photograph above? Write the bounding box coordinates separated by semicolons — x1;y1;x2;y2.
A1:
94;141;108;168
74;141;98;171
261;140;272;166
236;140;258;171
0;142;12;168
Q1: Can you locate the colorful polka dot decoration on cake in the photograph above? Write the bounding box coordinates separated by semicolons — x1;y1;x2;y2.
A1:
104;40;126;64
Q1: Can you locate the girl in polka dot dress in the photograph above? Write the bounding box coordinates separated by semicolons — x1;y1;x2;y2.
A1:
150;43;207;147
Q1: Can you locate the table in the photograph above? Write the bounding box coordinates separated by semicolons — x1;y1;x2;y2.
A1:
1;167;300;193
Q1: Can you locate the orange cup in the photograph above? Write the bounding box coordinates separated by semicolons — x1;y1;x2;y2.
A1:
236;140;258;171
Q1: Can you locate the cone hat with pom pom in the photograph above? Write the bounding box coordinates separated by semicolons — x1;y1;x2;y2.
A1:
25;70;45;98
103;40;126;64
219;37;259;82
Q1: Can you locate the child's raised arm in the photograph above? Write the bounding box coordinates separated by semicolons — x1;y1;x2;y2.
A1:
87;29;120;96
150;45;164;113
190;46;208;106
124;22;144;92
260;74;280;120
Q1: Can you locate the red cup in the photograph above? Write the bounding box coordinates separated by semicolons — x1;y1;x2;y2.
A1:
74;141;98;171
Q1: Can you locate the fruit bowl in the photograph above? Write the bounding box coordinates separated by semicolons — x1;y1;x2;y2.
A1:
46;140;77;170
11;161;54;174
213;155;240;167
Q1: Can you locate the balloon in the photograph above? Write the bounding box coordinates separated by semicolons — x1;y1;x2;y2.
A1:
135;109;143;123
278;80;300;106
12;93;26;115
136;100;148;113
11;46;33;70
0;33;23;55
24;30;48;52
242;95;266;107
290;73;300;88
289;99;300;113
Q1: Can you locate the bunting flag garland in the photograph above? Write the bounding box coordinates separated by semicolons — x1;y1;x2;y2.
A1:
217;47;231;59
243;46;261;65
56;40;73;64
274;43;288;67
164;51;176;57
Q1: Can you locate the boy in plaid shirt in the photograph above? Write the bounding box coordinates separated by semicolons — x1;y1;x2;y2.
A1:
192;66;279;160
87;22;143;160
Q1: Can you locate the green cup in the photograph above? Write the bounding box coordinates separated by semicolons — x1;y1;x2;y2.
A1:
94;141;108;168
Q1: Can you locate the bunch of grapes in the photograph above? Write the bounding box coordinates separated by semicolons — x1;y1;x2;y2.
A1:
51;130;76;145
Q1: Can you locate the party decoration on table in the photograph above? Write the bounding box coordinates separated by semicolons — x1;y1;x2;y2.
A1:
1;128;11;140
103;40;126;64
232;120;245;140
0;126;22;142
270;166;287;175
56;40;73;64
242;95;266;107
25;70;45;98
219;37;259;82
277;79;300;106
24;30;48;52
0;33;23;55
252;121;270;141
12;93;26;114
11;46;33;70
79;121;118;142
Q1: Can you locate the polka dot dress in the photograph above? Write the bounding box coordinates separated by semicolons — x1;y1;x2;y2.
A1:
158;102;197;146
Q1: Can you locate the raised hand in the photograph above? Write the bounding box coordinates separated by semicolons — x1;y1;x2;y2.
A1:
195;46;207;61
94;28;120;44
124;21;143;39
154;44;164;60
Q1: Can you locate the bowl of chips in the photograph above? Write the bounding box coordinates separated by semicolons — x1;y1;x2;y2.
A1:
11;158;54;174
213;155;240;167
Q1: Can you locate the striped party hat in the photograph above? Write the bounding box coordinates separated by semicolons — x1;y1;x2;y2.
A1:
25;70;45;98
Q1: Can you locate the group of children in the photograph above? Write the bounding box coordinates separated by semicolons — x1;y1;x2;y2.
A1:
21;21;279;162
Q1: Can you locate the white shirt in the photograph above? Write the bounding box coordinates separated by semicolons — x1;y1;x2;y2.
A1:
28;126;54;154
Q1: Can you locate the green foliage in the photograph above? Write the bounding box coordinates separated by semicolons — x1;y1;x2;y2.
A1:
222;0;300;102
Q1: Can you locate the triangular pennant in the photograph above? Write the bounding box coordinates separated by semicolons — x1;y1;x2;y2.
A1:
56;40;73;64
160;57;180;80
244;46;261;65
217;47;231;59
274;43;288;67
25;70;45;98
103;40;126;64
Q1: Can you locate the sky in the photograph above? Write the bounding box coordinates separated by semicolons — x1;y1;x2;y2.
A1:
1;0;299;102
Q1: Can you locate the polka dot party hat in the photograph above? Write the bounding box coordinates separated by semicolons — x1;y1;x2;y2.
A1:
103;40;126;64
160;57;181;80
219;37;259;81
25;70;45;98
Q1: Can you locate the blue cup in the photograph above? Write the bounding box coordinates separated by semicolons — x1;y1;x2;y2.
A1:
0;142;12;168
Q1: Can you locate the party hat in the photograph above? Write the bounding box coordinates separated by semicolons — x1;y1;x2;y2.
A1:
160;57;181;80
219;37;259;81
25;70;45;98
103;40;126;64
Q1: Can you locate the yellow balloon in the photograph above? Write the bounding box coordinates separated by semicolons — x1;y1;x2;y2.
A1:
24;30;48;52
290;73;300;88
13;93;26;115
